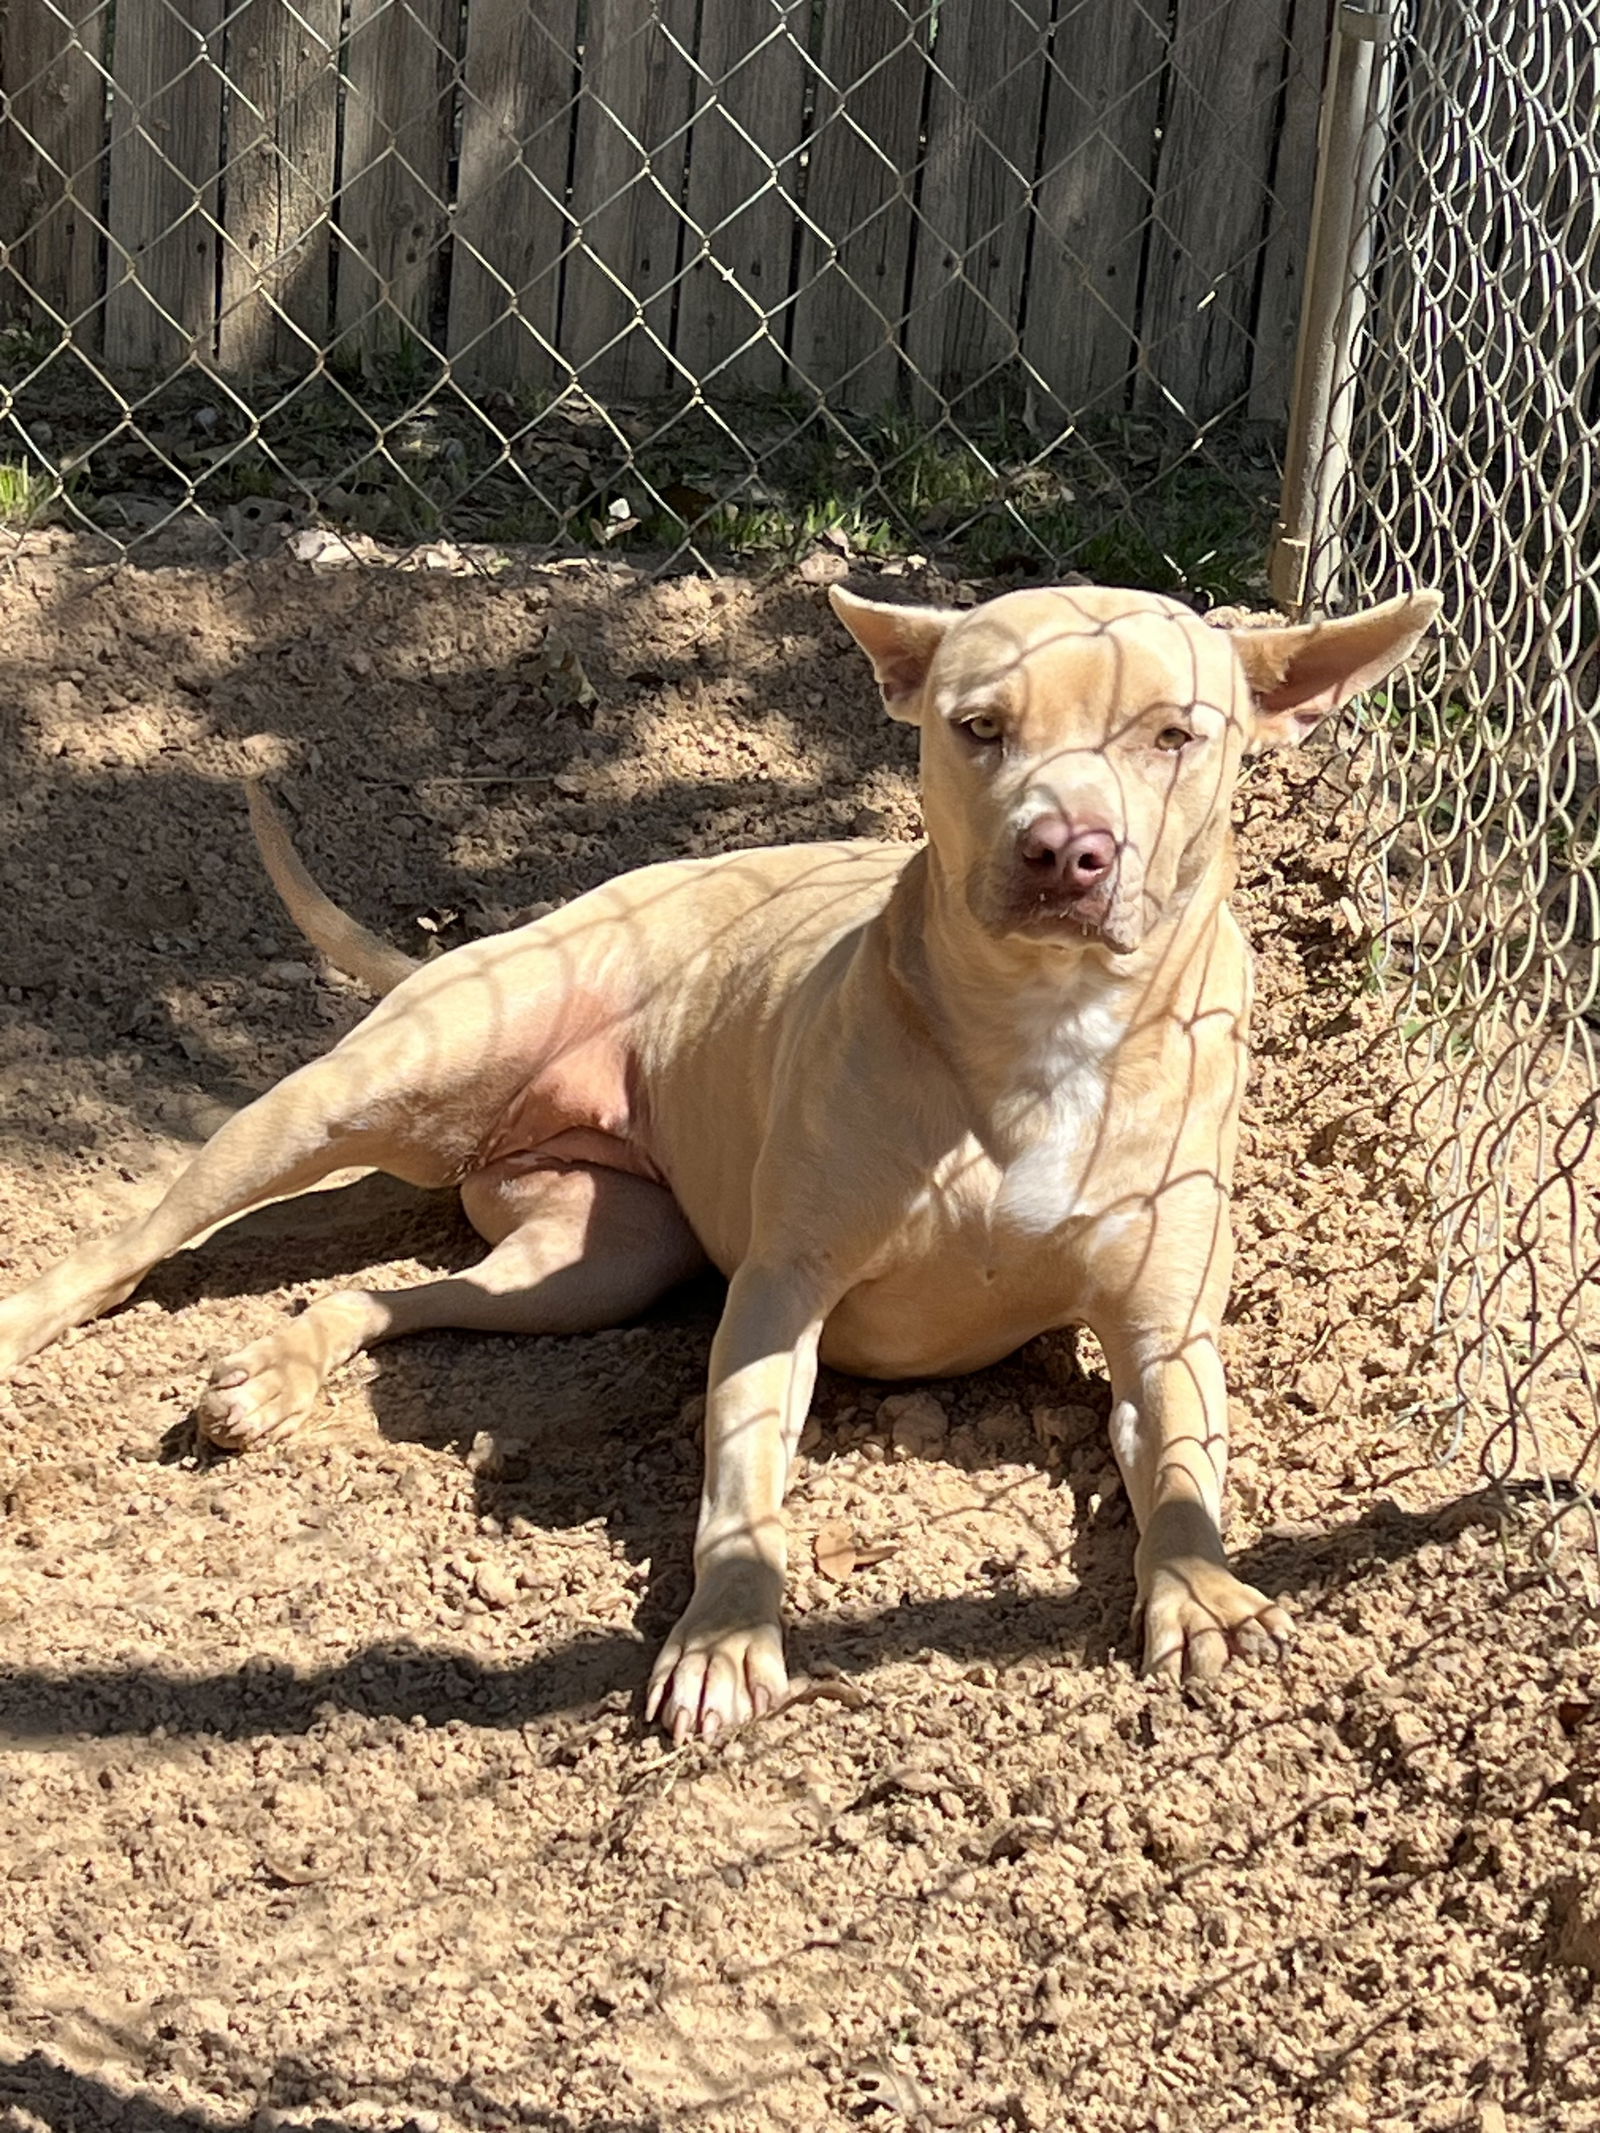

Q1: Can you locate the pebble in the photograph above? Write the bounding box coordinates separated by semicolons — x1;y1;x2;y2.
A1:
473;1560;520;1610
880;1390;949;1457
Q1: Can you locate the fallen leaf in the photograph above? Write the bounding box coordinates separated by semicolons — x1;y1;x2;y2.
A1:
774;1675;871;1714
814;1521;857;1581
847;2057;927;2118
535;633;598;711
260;1849;330;1887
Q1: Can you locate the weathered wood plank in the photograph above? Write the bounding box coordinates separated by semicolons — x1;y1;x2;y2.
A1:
334;0;456;357
1139;0;1295;421
789;0;928;411
217;0;341;373
0;0;109;342
905;0;1052;416
1247;0;1333;421
104;0;226;370
675;3;810;396
1022;0;1167;418
561;0;699;401
448;0;581;392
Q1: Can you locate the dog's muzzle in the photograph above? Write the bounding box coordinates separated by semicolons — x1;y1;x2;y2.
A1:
1010;811;1120;935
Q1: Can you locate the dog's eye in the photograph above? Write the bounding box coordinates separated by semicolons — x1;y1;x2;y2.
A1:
1154;726;1193;753
960;713;1004;744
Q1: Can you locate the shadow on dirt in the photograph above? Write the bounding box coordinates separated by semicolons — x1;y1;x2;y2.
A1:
0;1491;1492;1748
0;554;921;1158
0;2050;659;2132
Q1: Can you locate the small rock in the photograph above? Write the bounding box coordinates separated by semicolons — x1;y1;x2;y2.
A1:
190;1996;231;2038
851;805;892;838
1035;1968;1071;2028
473;1560;520;1610
1032;1400;1090;1449
465;1429;502;1477
976;1401;1025;1446
263;959;315;986
798;548;850;584
880;1390;947;1456
1384;1707;1430;1755
1292;1355;1343;1409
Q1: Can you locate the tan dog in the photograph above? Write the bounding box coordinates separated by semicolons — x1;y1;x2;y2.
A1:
0;583;1439;1740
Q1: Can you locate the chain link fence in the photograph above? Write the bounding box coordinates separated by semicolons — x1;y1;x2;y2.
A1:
6;0;1599;1548
1;0;1326;590
1276;0;1600;1570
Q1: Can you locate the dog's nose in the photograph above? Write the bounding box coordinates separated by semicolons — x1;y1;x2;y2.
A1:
1018;815;1117;893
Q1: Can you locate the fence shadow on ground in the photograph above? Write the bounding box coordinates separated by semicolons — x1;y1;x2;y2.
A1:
0;2050;660;2133
0;1489;1490;1749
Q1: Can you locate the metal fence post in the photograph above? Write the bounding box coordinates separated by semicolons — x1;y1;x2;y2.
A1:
1271;5;1396;616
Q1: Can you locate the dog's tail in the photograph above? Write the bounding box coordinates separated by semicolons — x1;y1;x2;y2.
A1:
245;779;420;997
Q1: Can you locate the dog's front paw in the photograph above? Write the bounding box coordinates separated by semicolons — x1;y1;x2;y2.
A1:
1138;1556;1292;1683
646;1561;788;1744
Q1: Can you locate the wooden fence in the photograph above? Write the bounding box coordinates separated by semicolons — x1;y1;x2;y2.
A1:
0;0;1331;423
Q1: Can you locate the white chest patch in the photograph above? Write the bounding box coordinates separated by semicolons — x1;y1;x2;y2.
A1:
988;992;1125;1237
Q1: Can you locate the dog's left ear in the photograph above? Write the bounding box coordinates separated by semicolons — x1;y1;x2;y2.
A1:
1230;590;1444;753
830;587;963;723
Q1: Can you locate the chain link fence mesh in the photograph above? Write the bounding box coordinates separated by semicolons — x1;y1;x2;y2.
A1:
6;0;1598;1554
2;0;1326;591
1292;1;1600;1575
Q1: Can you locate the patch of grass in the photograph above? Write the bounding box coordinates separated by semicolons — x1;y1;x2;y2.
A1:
1360;932;1393;995
0;458;59;527
1365;685;1479;742
0;342;1278;600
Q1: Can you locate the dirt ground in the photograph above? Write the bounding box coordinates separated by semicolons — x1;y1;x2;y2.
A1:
2;539;1598;2133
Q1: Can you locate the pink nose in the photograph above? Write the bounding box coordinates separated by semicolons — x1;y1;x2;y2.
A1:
1018;814;1117;893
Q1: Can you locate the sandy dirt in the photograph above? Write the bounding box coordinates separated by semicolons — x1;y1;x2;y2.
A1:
1;541;1598;2133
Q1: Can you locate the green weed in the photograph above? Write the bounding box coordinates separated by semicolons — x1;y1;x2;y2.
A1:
0;346;1278;600
0;458;59;527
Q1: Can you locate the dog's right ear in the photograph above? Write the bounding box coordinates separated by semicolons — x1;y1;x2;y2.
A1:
829;588;962;723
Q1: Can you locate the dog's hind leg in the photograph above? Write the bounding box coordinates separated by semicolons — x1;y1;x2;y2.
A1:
0;1049;451;1377
198;1161;706;1449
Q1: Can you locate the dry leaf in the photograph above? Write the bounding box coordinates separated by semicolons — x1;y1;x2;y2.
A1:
774;1675;871;1714
260;1848;330;1887
814;1521;857;1581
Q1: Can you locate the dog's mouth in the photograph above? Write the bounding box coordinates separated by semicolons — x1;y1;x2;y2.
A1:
1000;877;1138;952
1008;908;1140;955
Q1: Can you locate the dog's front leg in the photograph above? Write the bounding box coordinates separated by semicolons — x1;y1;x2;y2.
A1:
647;1261;829;1744
1101;1328;1293;1681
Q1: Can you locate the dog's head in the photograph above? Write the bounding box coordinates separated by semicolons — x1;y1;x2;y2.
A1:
832;582;1441;956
